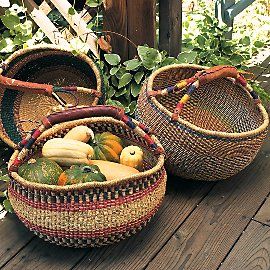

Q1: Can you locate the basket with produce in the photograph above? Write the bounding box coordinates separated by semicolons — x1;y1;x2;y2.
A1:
7;106;166;248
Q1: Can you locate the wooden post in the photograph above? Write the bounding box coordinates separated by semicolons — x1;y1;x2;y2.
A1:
103;0;156;60
159;0;182;57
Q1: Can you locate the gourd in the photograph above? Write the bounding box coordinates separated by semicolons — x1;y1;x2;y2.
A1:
120;146;144;170
58;164;106;186
64;126;94;143
90;132;123;162
42;138;94;166
89;160;139;181
18;158;63;185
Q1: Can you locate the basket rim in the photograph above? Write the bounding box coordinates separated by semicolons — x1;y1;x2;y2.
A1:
8;117;165;191
0;44;102;148
147;64;269;139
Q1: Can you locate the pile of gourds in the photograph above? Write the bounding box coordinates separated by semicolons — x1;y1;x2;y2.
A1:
18;126;145;186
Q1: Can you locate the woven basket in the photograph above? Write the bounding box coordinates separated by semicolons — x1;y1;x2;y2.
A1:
0;44;103;148
8;106;166;248
137;64;269;181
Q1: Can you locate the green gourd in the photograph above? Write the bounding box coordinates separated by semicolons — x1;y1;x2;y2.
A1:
58;165;106;186
18;158;63;185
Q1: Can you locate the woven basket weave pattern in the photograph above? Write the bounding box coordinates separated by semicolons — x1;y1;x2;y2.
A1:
137;65;268;181
0;45;103;148
8;118;166;248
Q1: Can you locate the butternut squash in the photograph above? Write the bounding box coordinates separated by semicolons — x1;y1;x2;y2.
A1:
64;126;94;143
88;160;139;181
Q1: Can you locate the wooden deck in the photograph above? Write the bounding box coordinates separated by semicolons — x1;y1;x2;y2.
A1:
0;56;270;270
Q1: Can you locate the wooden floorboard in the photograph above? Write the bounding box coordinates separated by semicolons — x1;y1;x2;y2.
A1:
0;215;34;268
254;196;270;226
219;221;270;270
72;179;214;270
145;138;270;270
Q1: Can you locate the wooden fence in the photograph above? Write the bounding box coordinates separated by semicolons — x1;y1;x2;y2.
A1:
103;0;182;60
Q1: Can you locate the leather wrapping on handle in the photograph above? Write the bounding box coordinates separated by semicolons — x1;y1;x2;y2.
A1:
0;75;53;96
195;66;240;85
42;106;124;128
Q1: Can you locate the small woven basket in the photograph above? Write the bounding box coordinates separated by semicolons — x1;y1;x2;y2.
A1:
137;64;269;181
0;44;103;148
8;106;166;248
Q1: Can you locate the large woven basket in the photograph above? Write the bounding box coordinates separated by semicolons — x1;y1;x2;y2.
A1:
8;106;166;248
137;64;269;181
0;44;103;148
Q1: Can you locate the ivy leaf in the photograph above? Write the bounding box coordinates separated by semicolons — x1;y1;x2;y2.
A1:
68;7;75;15
138;46;162;70
240;36;250;46
134;71;144;84
131;82;141;97
116;67;126;79
1;12;20;30
110;66;120;76
115;87;127;97
0;38;15;53
196;35;206;47
129;101;137;115
106;99;125;109
254;41;264;48
177;51;198;64
106;86;115;99
104;54;121;66
3;199;13;213
124;59;141;71
161;57;178;66
111;75;119;88
230;54;244;65
85;0;104;7
118;73;132;89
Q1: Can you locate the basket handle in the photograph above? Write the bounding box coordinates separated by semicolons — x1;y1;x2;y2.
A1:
148;65;260;121
0;74;102;107
9;105;163;172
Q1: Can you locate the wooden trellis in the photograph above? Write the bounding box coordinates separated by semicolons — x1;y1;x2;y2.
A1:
22;0;99;57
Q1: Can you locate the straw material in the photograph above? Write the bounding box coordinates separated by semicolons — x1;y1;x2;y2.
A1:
137;64;269;181
8;117;166;248
0;45;103;148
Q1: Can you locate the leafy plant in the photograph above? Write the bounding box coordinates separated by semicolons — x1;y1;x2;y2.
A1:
0;4;45;61
98;45;182;114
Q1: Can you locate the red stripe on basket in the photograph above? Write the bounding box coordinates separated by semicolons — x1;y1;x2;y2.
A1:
9;170;166;212
16;200;162;239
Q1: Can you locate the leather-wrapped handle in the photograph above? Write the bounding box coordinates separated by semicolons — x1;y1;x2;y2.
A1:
0;74;53;96
42;106;124;128
195;66;240;85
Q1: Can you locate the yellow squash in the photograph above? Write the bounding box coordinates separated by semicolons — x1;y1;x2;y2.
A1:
120;145;144;170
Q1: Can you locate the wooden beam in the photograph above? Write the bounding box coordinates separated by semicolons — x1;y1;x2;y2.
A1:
127;0;156;58
103;0;128;60
159;0;182;57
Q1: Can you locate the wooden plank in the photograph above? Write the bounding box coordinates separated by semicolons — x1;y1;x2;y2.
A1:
159;0;182;57
255;196;270;226
0;215;34;268
23;0;70;47
145;139;270;270
72;179;214;270
126;0;156;58
103;0;128;60
220;221;270;270
51;0;99;57
2;236;87;270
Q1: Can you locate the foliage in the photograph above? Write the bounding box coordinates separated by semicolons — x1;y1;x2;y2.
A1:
99;45;182;114
0;4;45;61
